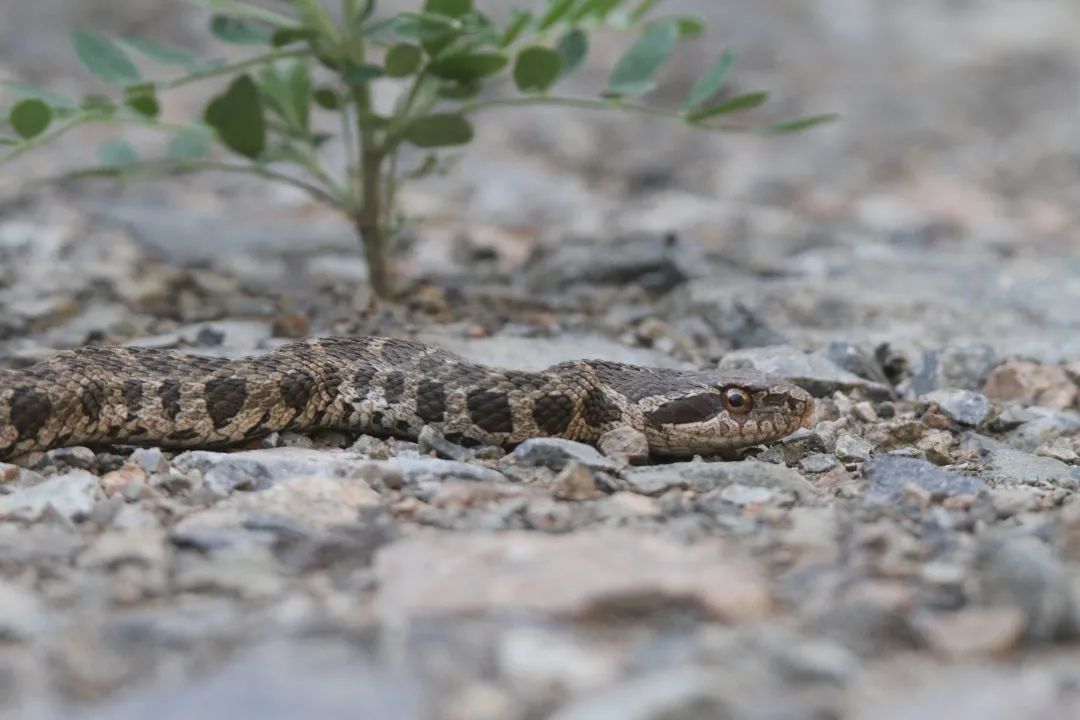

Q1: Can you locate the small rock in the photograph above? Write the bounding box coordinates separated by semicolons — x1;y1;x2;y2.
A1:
863;456;985;504
597;427;649;465
624;460;816;501
800;454;839;474
551;462;602;501
1036;439;1079;464
824;341;892;386
719;483;776;506
374;530;769;622
699;297;788;349
972;532;1076;642
852;401;879;423
598;492;661;519
920;389;991;427
911;343;999;394
130;447;169;474
510;438;617;472
549;669;720;720
982;448;1077;486
916;430;956;465
1002;408;1080;453
990;486;1044;518
417;426;472;462
0;471;105;521
0;578;47;641
36;446;97;472
984;361;1077;410
922;607;1025;658
835;433;873;463
719;345;890;398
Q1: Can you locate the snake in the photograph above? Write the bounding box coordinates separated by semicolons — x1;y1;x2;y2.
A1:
0;336;814;461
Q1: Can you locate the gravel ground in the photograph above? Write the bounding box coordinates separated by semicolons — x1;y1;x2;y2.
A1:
1;1;1079;718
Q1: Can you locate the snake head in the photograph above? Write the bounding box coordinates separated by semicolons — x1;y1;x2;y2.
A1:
638;368;814;456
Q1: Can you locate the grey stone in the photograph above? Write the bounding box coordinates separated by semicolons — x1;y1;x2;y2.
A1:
863;456;986;503
835;433;874;463
719;345;890;399
920;389;991;427
83;638;425;720
699;297;788;349
37;446;97;471
0;579;47;641
624;460;817;501
825;341;892;386
0;471;105;521
174;448;506;495
417;426;474;462
800;453;839;474
597;427;649;465
973;532;1076;642
130;447;169;474
982;448;1077;487
550;669;722;720
531;232;706;294
910;343;999;394
511;438;617;472
1004;409;1080;452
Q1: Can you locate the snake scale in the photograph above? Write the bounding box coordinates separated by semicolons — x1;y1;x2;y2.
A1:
0;336;814;460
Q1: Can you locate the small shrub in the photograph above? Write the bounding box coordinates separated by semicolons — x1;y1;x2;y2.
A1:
0;0;835;297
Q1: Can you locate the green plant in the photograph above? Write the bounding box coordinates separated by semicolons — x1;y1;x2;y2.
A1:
0;0;835;298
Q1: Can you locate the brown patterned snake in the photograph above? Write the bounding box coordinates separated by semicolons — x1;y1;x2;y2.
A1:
0;336;814;460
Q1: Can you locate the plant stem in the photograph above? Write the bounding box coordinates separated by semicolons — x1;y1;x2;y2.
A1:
356;147;390;298
98;159;345;207
162;48;310;91
0;113;95;164
460;95;753;131
349;38;392;297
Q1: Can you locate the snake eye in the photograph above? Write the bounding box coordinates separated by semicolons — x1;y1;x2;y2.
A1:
722;388;752;414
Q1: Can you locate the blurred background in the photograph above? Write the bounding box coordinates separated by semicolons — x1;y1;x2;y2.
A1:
1;2;1079;719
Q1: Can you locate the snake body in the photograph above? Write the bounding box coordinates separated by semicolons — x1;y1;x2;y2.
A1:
0;336;813;460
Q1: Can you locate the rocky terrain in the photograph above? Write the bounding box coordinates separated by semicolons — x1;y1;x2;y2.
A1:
1;1;1079;718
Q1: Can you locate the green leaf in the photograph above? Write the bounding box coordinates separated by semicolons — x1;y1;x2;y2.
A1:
672;17;705;37
167;128;211;159
210;15;272;45
271;27;319;47
762;113;839;134
681;49;735;111
313;87;340;109
538;0;578;30
403;113;473;147
0;82;76;109
120;36;207;70
184;0;296;27
97;138;139;166
71;29;142;85
257;61;312;133
343;63;386;85
437;79;482;100
424;0;472;17
124;85;160;117
10;99;52;139
385;43;422;77
556;29;588;77
428;52;507;82
606;18;678;96
204;74;266;159
513;46;562;93
584;0;625;22
500;10;532;47
685;91;768;122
